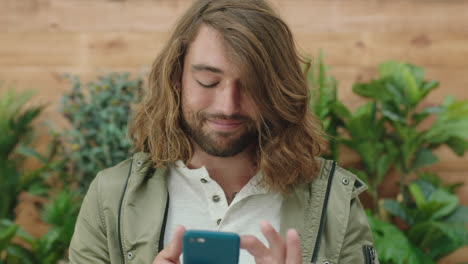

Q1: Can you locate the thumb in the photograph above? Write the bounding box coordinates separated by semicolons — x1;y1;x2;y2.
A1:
153;225;186;263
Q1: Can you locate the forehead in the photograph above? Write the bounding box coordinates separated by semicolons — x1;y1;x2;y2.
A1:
185;24;240;76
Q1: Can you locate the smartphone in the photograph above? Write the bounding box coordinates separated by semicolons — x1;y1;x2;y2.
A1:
182;230;240;264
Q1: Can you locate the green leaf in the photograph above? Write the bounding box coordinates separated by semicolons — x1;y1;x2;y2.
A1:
402;67;420;105
0;219;18;250
352;82;378;99
445;206;468;224
378;61;404;78
16;146;47;164
412;105;443;125
330;101;350;119
383;199;413;224
382;104;406;123
367;212;434;264
5;244;35;264
410;148;438;172
429;189;458;220
425;98;468;144
376;153;394;183
385;82;404;105
412;178;436;201
446;137;468;156
408;183;426;209
409;221;467;259
419;80;439;100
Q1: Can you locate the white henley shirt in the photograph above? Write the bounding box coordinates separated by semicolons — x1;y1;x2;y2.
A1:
163;160;283;264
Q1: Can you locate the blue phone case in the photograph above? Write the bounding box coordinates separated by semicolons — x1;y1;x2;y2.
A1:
183;230;240;264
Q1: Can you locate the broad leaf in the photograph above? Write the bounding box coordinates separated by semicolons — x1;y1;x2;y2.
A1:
382;199;413;224
408;183;426;210
429;189;459;220
446;137;468;156
410;148;438;172
445;206;468;224
367;212;434;264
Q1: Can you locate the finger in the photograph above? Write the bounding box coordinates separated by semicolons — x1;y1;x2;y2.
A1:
285;229;302;264
260;221;285;260
240;235;270;261
167;225;186;259
153;225;186;263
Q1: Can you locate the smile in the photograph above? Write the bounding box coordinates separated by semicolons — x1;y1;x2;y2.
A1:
207;119;243;131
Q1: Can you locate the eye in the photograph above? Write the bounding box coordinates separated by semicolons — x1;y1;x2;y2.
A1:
196;80;219;88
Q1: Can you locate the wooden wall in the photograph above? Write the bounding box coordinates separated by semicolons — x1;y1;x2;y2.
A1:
1;0;467;262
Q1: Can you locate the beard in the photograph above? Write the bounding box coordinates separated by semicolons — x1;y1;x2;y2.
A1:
181;108;258;157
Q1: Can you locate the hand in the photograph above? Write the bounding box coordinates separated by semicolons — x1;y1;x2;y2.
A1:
240;221;302;264
152;225;186;264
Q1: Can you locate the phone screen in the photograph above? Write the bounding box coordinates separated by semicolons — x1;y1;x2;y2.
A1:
183;230;240;264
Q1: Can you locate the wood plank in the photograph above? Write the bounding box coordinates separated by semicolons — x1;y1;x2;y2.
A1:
0;32;168;67
1;0;468;33
277;0;468;33
296;32;468;68
1;32;468;68
439;247;468;264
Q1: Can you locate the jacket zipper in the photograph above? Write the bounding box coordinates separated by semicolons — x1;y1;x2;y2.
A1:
157;192;170;252
118;160;133;264
310;161;336;263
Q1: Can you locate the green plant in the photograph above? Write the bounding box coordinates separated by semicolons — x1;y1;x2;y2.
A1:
0;191;81;264
0;86;80;264
367;211;434;264
339;101;398;213
351;61;468;196
16;137;79;263
0;87;44;220
17;132;72;196
338;61;468;215
307;52;348;160
308;60;468;263
60;73;143;191
382;176;468;261
0;219;36;264
26;190;81;264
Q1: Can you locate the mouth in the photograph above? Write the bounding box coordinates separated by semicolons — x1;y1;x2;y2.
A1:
207;119;243;131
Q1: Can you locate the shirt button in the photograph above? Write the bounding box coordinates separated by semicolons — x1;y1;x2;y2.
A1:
342;178;349;185
127;251;135;260
200;178;208;183
217;218;222;225
212;195;221;202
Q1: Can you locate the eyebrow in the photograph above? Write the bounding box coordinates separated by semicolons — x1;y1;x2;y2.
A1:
191;64;224;74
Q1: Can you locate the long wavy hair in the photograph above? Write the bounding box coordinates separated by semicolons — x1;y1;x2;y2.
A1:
129;0;326;193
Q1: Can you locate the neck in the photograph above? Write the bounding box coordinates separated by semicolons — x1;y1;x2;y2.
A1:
187;144;257;199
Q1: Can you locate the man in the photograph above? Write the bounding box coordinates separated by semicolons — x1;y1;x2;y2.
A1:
69;0;378;263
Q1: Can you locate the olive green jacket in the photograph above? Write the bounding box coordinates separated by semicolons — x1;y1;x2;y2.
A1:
69;152;378;264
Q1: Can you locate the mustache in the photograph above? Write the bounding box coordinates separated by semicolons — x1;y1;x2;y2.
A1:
199;112;252;122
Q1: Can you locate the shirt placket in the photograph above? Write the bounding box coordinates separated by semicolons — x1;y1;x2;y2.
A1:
198;171;230;230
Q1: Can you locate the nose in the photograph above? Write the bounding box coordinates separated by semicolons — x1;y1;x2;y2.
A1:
214;80;241;116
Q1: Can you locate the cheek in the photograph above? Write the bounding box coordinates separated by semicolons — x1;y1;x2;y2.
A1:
182;80;212;111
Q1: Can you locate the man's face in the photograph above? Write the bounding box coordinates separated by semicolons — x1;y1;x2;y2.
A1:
180;25;258;157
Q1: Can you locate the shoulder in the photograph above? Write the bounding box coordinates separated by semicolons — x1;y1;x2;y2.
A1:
314;158;367;200
310;159;374;263
91;152;154;207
